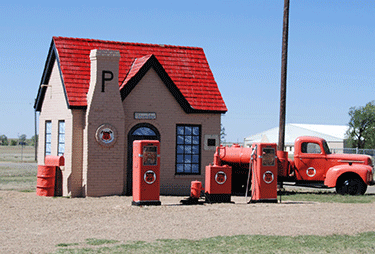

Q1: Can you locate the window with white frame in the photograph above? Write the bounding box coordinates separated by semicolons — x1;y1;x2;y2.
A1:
58;120;65;156
45;121;52;156
176;125;201;174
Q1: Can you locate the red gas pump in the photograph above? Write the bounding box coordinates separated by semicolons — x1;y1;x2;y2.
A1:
249;143;278;203
205;164;232;203
132;140;161;206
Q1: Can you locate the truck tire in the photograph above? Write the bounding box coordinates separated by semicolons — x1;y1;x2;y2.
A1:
336;176;367;195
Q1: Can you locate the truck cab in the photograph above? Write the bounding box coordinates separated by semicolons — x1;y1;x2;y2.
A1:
290;136;374;195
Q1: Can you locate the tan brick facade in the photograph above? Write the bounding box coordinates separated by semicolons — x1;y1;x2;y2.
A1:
123;68;220;195
38;49;222;197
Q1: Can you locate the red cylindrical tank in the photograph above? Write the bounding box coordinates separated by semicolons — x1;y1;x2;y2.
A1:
36;165;56;196
277;150;289;177
216;144;253;165
190;180;202;198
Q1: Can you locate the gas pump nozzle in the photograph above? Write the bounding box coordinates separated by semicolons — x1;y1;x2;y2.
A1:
245;144;257;203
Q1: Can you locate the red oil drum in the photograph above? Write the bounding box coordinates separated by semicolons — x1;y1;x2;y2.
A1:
190;181;202;199
36;165;56;196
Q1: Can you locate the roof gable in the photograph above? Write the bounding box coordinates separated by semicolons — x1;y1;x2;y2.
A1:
34;37;227;113
120;54;195;112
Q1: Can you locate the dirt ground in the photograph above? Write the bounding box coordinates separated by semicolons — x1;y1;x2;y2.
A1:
1;191;375;254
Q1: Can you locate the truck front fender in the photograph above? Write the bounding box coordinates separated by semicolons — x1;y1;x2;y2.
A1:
324;164;372;187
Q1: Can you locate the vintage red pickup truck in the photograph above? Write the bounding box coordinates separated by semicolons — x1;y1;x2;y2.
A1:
214;136;374;195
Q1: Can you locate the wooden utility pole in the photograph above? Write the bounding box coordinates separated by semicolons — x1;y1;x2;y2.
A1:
278;0;290;151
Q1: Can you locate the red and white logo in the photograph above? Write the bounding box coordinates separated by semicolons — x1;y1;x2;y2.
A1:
99;128;114;144
263;171;274;184
306;167;316;177
95;124;117;147
215;171;227;185
144;170;156;184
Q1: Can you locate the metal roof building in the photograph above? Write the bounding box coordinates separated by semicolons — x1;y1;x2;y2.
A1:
244;124;349;152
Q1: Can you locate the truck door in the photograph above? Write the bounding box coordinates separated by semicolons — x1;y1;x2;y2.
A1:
294;142;327;181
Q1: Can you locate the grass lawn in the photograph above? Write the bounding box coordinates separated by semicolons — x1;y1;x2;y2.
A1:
54;233;375;253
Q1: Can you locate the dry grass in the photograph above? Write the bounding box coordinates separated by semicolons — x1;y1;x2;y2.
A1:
0;145;37;191
0;145;36;162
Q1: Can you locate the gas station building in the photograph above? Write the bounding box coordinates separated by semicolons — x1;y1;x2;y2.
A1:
34;37;227;197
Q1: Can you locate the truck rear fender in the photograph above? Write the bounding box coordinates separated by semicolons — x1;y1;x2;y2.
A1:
324;164;372;187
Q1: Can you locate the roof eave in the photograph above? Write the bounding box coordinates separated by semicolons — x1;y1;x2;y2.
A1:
34;39;72;112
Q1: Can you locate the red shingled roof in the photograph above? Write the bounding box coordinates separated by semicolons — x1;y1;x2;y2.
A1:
39;36;227;112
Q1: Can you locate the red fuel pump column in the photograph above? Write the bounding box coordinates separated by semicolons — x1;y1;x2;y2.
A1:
250;143;278;203
132;140;161;206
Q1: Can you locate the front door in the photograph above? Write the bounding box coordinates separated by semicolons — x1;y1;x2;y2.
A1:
126;123;160;195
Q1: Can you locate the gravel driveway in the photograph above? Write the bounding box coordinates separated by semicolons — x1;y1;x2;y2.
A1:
1;191;375;253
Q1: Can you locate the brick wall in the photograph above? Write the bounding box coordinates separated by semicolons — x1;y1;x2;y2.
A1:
38;60;85;197
123;68;221;195
82;49;125;197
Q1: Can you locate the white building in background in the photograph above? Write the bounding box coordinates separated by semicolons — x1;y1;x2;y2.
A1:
243;124;349;153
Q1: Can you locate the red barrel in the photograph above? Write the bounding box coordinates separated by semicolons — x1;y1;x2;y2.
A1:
190;181;202;198
36;165;56;196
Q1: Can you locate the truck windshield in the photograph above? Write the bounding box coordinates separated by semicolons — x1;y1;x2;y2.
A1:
322;141;331;154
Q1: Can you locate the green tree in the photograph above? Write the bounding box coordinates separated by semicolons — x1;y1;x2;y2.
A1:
346;101;375;149
0;134;8;146
30;135;38;146
18;134;27;145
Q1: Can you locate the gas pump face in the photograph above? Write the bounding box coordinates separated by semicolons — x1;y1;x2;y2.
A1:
262;148;276;166
143;146;157;166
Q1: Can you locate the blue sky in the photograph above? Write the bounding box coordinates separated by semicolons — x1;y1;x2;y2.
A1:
0;1;374;142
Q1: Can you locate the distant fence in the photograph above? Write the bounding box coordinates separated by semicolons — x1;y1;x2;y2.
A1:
331;148;375;158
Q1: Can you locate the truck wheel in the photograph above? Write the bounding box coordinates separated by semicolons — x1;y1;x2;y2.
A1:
336;176;367;195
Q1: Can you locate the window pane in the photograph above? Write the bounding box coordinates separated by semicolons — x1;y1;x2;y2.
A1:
184;155;191;163
177;154;184;163
192;155;199;163
193;136;199;145
185;164;191;173
184;146;191;154
59;122;65;133
176;164;184;173
59;134;65;143
192;164;199;173
46;134;52;143
177;135;184;144
58;144;65;155
185;136;192;144
46;144;51;154
192;145;199;154
192;127;199;135
185;126;192;135
177;145;184;154
132;127;156;136
177;126;184;135
46;122;52;133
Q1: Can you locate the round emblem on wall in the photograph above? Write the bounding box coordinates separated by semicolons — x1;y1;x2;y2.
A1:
263;171;274;184
215;171;227;185
144;170;156;184
306;167;316;177
95;124;117;147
